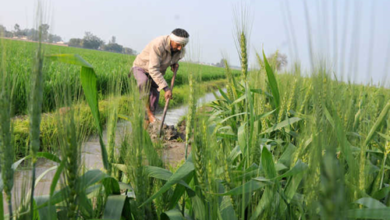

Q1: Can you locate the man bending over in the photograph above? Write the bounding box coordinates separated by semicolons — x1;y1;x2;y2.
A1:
131;28;189;124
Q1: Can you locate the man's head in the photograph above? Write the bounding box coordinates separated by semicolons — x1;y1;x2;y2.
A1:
170;28;189;52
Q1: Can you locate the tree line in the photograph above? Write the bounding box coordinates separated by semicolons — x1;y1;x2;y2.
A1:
0;23;61;43
68;33;136;55
212;52;287;71
0;23;137;55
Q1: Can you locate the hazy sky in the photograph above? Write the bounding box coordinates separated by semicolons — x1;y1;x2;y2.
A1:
1;0;390;85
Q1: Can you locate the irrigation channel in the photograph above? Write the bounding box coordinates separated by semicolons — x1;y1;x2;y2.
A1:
2;89;224;212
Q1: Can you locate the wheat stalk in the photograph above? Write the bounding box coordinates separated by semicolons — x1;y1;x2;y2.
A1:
286;79;297;116
240;32;248;81
0;38;15;219
29;18;44;218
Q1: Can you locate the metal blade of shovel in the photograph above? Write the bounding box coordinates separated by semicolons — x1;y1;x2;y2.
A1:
158;69;178;138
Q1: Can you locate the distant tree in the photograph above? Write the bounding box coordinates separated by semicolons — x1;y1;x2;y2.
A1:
0;25;12;37
214;58;226;68
268;52;287;71
110;36;116;44
103;43;123;53
0;25;6;36
26;28;39;41
82;32;104;50
123;47;136;55
5;31;12;37
16;28;29;38
68;38;83;47
14;23;20;36
48;34;62;43
39;24;50;42
258;51;288;71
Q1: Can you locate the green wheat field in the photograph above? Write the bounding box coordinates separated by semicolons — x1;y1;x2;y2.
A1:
1;12;390;220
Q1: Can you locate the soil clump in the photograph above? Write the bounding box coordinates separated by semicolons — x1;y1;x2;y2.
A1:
147;119;189;167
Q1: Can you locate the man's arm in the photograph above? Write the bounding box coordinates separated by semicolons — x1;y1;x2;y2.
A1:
161;63;177;101
163;63;180;100
148;43;169;92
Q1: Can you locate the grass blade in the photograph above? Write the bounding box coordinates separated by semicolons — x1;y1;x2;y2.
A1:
144;166;194;191
35;152;61;163
0;190;3;220
168;173;195;210
261;117;302;134
140;160;195;207
355;197;387;209
275;160;308;180
220;196;238;220
45;54;93;67
347;208;390;219
261;146;277;179
103;195;127;220
284;172;304;203
80;66;109;169
250;187;273;220
373;187;390;200
49;160;65;197
218;180;270;196
262;49;280;109
47;54;109;170
191;195;206;220
161;208;185;220
364;101;390;146
11;153;61;171
34;196;56;220
238;123;247;156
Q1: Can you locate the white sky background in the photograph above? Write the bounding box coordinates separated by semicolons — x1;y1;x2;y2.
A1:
0;0;389;85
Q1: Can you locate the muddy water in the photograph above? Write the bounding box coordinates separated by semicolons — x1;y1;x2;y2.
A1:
156;89;222;125
2;90;223;212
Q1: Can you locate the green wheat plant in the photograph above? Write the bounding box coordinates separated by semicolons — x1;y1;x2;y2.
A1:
2;2;390;219
0;32;15;220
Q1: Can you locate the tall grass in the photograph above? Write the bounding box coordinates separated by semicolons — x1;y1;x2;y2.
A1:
1;3;390;220
0;39;238;116
0;30;15;220
28;14;45;218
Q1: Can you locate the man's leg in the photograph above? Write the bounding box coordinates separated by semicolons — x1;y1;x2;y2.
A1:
132;67;156;123
146;102;156;123
149;86;160;122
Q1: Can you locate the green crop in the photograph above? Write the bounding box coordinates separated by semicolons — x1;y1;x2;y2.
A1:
1;7;390;220
0;39;237;116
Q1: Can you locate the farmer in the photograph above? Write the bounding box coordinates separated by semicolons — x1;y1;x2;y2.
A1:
131;28;189;124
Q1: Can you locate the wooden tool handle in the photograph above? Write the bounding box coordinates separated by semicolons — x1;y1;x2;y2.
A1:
158;69;178;137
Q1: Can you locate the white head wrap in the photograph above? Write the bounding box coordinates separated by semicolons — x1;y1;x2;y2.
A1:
169;33;189;46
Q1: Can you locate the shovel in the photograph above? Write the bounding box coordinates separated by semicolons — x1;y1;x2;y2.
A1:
158;68;178;137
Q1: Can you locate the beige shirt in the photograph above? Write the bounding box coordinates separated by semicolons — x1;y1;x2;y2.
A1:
133;35;185;91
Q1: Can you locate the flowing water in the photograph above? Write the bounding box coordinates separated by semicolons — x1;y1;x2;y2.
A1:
2;89;223;212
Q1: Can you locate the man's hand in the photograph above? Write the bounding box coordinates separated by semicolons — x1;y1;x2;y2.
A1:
164;88;172;101
171;63;179;72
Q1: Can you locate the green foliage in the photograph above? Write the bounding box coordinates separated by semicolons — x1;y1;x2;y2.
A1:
82;32;104;50
2;15;390;220
262;50;280;110
46;54;109;169
10;79;227;160
1;39;238;115
103;43;124;53
103;195;128;220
